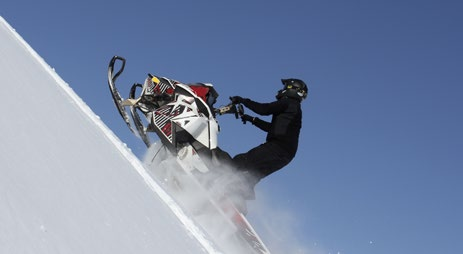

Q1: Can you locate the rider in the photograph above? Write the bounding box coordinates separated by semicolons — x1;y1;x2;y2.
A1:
229;78;308;200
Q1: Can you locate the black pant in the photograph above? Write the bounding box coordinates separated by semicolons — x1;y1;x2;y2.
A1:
232;141;293;187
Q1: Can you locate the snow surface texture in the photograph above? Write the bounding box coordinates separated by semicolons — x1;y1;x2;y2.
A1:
0;16;221;254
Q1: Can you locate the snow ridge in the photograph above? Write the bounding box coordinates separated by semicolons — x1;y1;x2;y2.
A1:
0;16;220;254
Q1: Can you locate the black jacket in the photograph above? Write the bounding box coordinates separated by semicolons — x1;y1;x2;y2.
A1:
241;97;302;157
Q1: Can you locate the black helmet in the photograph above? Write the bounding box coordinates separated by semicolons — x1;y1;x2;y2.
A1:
276;78;308;101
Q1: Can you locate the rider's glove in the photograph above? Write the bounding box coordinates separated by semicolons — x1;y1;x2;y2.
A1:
230;96;244;104
241;114;255;124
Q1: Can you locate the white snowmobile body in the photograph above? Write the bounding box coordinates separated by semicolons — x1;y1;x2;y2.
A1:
107;56;270;254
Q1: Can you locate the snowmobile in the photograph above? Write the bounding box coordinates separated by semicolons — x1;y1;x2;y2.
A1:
107;56;270;254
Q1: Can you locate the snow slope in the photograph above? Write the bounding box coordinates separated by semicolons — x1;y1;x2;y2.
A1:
0;16;220;254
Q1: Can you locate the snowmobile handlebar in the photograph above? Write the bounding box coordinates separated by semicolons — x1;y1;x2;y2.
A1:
237;104;244;117
214;101;244;120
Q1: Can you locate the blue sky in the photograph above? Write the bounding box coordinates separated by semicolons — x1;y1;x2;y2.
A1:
2;0;462;253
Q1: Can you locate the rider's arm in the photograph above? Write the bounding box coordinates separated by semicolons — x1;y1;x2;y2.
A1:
241;98;288;116
250;117;271;132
